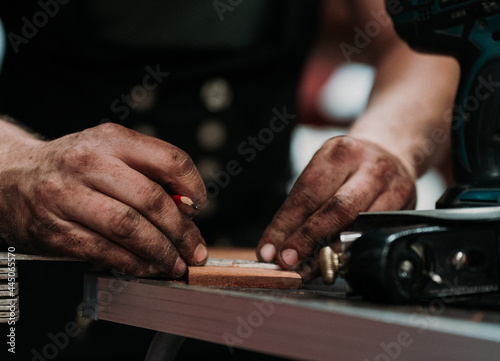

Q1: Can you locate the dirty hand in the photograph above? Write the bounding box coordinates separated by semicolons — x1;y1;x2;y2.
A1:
0;122;207;277
257;136;417;280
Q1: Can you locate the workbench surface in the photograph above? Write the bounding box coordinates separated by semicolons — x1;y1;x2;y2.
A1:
84;273;500;361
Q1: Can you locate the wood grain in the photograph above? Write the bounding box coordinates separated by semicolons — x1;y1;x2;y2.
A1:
206;246;258;261
187;265;302;289
186;246;302;289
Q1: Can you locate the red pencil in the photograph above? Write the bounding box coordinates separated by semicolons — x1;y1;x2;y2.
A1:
172;195;199;216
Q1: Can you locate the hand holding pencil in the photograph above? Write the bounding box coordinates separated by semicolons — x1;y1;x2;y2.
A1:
172;195;200;217
0;122;208;278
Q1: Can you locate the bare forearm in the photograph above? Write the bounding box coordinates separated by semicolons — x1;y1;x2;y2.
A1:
0;118;43;156
350;43;460;179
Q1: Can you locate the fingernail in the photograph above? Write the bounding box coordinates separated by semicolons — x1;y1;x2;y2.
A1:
194;244;208;264
281;249;299;268
259;244;276;262
174;257;187;275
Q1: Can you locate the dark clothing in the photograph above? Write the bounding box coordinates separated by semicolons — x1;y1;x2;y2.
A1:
0;1;319;360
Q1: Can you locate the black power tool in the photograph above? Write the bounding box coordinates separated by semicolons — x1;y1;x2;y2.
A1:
321;0;500;303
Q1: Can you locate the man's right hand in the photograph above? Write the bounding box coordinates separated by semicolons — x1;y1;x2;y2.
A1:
0;122;208;277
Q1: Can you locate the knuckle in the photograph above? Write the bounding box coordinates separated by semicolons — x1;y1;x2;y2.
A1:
164;218;192;246
289;188;319;215
92;123;135;148
108;208;142;239
172;224;195;249
371;156;397;180
392;176;417;201
29;218;65;248
322;195;359;230
147;238;178;269
61;143;96;171
170;149;196;177
375;157;416;194
320;136;358;161
163;223;202;264
375;156;396;172
295;226;321;253
169;150;206;205
95;122;126;136
157;237;176;258
140;183;168;214
37;173;65;200
289;197;361;260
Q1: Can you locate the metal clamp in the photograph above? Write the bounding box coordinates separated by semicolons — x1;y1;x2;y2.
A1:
319;232;362;285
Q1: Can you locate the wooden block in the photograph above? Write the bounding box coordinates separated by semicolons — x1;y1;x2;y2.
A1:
187;246;302;289
207;246;257;261
187;266;302;289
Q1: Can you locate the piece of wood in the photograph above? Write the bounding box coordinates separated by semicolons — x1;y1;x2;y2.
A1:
188;246;302;289
187;266;302;289
207;246;258;261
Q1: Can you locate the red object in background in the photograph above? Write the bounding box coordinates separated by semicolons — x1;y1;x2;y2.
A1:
296;54;342;126
296;0;353;127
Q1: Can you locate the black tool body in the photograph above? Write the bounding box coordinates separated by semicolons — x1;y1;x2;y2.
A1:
344;208;500;302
